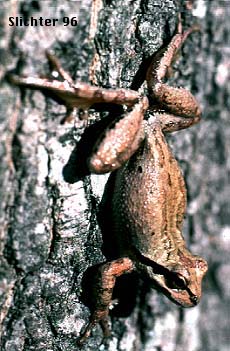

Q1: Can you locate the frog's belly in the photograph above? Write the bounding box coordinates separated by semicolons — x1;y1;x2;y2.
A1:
111;131;186;263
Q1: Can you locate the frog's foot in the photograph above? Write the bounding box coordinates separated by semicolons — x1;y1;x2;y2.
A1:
78;310;111;345
146;19;201;131
78;258;134;344
9;50;142;112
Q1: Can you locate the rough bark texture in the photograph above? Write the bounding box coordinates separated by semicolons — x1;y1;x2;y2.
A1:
0;0;229;350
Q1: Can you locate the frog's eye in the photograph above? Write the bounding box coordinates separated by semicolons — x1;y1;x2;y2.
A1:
168;273;188;290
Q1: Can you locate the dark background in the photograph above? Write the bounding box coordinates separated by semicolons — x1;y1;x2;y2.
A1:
0;1;229;350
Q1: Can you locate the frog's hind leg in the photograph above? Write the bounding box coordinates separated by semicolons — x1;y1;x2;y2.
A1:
88;96;148;174
147;23;201;120
147;22;200;87
45;50;75;85
155;111;200;133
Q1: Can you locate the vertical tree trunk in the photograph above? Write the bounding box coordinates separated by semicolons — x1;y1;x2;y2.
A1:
0;1;229;350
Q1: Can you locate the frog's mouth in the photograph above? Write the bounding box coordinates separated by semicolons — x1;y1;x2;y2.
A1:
132;248;200;307
150;268;199;307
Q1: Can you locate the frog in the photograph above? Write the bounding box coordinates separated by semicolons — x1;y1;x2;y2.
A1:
9;20;208;344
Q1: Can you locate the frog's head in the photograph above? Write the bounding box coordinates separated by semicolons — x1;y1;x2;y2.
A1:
135;249;208;307
152;254;208;307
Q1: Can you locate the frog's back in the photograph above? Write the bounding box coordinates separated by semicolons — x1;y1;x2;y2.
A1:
111;124;187;265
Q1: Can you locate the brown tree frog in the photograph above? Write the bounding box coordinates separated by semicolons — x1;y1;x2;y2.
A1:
10;21;208;344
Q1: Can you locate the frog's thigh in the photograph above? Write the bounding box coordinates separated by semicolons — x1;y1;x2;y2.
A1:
88;97;148;173
158;111;201;132
152;84;201;119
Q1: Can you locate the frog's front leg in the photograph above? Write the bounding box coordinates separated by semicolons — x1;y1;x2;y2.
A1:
147;24;201;132
78;258;134;345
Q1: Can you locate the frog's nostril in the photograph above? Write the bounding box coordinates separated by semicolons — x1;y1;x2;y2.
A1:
190;294;199;305
138;166;143;173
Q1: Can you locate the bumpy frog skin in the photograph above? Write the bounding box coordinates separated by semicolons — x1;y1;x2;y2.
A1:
10;20;208;344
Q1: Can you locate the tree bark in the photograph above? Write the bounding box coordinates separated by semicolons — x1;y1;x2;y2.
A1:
0;1;229;350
